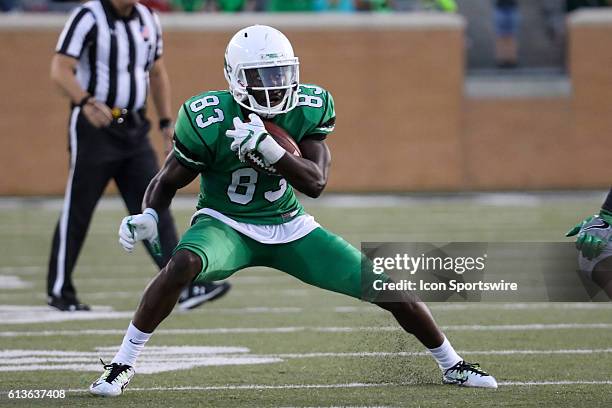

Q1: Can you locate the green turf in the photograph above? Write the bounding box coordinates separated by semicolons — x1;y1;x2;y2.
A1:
1;195;612;407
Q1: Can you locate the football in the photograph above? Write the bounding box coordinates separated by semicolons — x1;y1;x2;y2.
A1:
244;121;302;175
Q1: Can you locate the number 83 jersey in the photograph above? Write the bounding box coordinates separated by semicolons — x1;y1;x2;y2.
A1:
173;84;335;225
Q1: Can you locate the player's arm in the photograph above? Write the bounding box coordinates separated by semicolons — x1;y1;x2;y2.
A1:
227;112;332;198
273;87;335;197
149;58;174;154
118;146;199;254
50;54;89;106
119;99;209;254
50;54;112;127
566;187;612;259
143;153;198;213
144;98;211;213
273;136;331;198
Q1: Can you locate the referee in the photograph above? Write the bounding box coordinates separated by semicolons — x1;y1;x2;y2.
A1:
48;0;230;311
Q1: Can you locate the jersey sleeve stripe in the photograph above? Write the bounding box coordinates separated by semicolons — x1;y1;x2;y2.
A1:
173;143;205;170
313;124;335;133
56;8;95;58
312;116;336;134
174;135;205;164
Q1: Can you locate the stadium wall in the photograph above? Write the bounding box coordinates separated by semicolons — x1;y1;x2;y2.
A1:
0;12;609;195
569;9;612;188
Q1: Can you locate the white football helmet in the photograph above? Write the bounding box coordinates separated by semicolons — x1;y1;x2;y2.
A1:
224;25;300;117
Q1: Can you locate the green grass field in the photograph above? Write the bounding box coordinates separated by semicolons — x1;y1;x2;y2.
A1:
1;194;611;407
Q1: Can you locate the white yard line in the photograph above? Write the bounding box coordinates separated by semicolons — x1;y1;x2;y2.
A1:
3;323;612;337
0;328;304;337
498;380;612;386
426;303;612;311
1;293;611;311
0;275;32;289
48;380;609;393
3;348;610;363
314;323;612;332
442;323;612;331
0;300;607;311
0;192;605;211
1;380;610;395
0;266;43;275
336;304;612;313
0;276;292;286
0;290;310;299
1;347;611;389
0;304;305;326
261;348;612;359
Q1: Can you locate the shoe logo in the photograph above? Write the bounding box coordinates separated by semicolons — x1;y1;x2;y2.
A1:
91;380;104;388
129;339;146;345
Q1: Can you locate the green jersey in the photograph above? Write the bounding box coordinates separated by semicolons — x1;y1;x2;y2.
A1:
173;84;336;225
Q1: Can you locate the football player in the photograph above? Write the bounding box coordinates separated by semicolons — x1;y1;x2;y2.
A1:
89;25;497;396
566;188;612;298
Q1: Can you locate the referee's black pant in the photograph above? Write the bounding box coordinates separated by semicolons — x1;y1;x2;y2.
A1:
47;107;178;301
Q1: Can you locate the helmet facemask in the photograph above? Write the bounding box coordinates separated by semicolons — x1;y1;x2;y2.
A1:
226;58;300;117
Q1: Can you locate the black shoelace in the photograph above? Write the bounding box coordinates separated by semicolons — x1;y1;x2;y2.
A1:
445;361;489;381
99;359;131;384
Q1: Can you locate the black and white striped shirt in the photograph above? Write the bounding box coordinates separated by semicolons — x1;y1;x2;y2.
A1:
56;0;163;111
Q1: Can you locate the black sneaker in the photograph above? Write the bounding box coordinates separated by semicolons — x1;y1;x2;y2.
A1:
48;296;91;311
178;281;231;310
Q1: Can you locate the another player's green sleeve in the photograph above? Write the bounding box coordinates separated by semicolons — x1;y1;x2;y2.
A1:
436;0;457;12
173;104;213;172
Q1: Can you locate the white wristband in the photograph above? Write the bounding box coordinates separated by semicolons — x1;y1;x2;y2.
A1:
143;208;159;223
257;135;286;164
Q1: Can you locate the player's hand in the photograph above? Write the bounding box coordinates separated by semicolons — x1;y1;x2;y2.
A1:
118;208;161;257
226;114;269;162
566;211;612;260
82;99;113;128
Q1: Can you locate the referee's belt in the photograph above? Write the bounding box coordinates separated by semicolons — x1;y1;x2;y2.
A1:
111;108;146;126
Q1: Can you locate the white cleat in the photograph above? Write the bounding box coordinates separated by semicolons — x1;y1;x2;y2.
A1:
443;360;498;389
89;359;135;397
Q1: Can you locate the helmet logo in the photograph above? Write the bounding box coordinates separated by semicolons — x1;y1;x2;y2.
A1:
260;52;284;60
